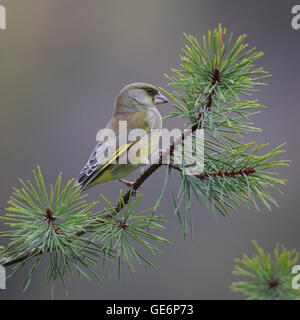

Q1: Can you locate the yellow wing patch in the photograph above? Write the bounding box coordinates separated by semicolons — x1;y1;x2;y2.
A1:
98;126;150;172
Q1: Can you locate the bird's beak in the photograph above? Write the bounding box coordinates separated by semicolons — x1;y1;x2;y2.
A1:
154;92;169;105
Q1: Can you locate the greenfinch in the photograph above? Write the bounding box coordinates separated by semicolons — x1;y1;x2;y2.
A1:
75;83;168;191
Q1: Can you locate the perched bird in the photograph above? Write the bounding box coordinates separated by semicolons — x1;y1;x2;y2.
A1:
75;83;168;191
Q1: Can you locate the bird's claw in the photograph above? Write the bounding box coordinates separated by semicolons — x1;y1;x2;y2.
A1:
159;149;166;156
119;179;135;189
119;179;141;198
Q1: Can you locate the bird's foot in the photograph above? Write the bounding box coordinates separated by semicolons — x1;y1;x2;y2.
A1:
119;179;135;188
158;149;167;163
119;179;139;197
158;149;166;156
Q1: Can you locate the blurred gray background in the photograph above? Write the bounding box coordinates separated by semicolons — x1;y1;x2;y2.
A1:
0;0;299;299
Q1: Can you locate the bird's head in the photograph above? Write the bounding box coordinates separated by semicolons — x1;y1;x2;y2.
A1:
115;83;168;113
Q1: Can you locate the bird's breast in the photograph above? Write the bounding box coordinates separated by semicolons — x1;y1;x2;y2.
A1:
146;107;162;130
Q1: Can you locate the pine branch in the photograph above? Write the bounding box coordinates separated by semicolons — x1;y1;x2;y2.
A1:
0;25;289;296
0;163;164;267
0;25;286;264
167;162;256;180
0;169;169;279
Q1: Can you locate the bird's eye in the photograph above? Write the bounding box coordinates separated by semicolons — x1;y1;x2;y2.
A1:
146;88;154;95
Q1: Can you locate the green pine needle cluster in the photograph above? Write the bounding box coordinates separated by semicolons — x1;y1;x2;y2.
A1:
0;167;107;291
0;167;168;291
161;24;288;230
92;192;170;278
231;241;300;300
164;25;268;129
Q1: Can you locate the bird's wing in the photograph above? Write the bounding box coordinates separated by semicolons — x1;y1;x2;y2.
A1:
75;141;104;189
75;127;150;190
